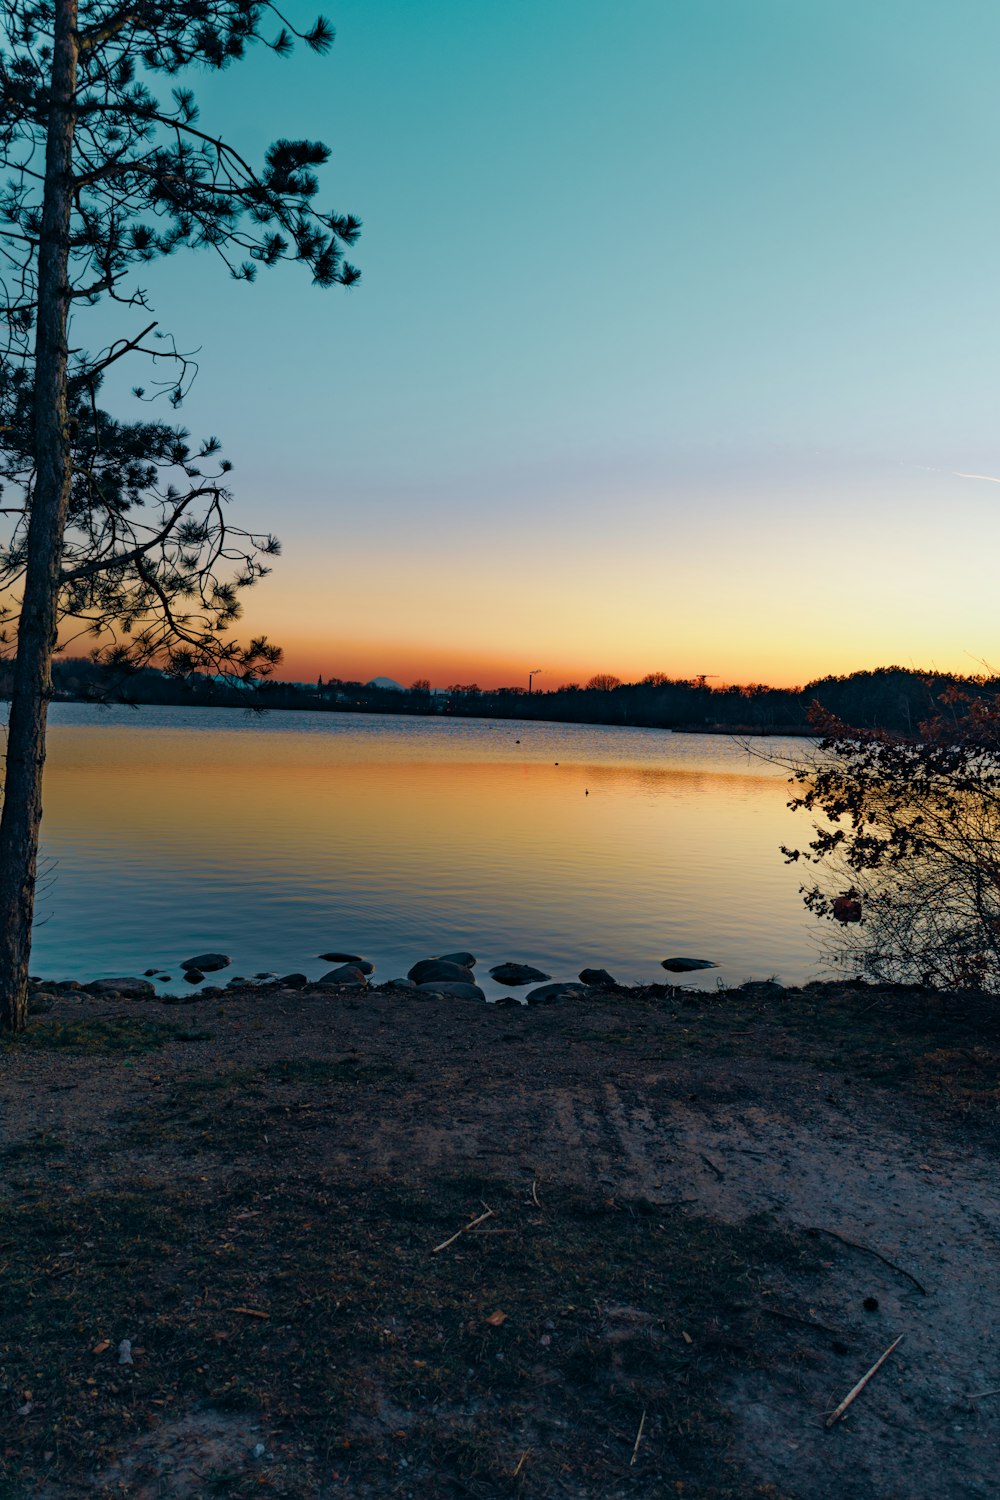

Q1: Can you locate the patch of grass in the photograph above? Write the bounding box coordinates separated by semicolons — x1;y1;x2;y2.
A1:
157;1056;407;1096
202;1466;247;1497
630;982;1000;1124
263;1055;402;1085
574;1027;637;1046
0;1168;824;1499
4;1017;213;1054
117;1055;412;1158
0;1132;67;1166
263;1055;415;1088
772;988;1000;1116
170;1066;264;1098
264;1056;345;1085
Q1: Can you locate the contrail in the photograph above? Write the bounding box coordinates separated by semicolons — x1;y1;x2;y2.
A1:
954;471;1000;484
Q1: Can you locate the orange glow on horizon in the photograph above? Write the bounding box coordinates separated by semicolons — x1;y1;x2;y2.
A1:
266;636;994;695
231;526;1000;694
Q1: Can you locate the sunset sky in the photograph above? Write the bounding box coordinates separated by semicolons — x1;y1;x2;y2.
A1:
100;0;1000;689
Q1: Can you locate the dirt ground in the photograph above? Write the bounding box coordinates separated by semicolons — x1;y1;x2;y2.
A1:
1;977;998;1499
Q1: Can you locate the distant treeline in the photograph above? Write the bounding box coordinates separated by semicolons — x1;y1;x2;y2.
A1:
2;660;998;736
421;668;1000;735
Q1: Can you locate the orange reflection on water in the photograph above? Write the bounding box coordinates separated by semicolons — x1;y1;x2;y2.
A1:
35;713;814;989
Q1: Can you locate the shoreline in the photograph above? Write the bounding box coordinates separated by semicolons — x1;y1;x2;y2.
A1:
14;695;818;737
23;966;854;1010
23;968;994;1007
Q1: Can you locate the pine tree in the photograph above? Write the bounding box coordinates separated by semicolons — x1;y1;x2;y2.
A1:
0;1;360;1031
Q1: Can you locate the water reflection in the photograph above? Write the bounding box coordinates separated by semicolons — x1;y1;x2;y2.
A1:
15;707;819;993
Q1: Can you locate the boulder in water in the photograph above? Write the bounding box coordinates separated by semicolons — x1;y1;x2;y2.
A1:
181;953;231;973
317;953;373;973
660;957;717;973
408;958;474;985
489;962;550;985
437;950;476;968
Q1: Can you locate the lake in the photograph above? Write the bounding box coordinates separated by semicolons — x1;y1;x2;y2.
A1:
8;705;828;996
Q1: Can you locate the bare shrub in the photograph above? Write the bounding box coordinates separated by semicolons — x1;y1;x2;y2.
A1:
782;695;1000;990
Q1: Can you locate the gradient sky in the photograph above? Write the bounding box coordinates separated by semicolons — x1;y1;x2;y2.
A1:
96;0;1000;688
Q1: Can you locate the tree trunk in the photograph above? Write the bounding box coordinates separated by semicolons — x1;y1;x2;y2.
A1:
0;0;78;1033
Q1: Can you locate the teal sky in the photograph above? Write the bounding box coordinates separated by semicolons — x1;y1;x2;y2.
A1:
97;1;1000;686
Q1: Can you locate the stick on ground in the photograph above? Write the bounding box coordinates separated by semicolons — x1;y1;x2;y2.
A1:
763;1307;844;1338
431;1207;494;1254
807;1227;927;1296
825;1335;904;1428
630;1408;647;1466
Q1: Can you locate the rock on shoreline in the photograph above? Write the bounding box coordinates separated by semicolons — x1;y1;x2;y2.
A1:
407;958;475;986
489;962;550;985
181;953;231;974
28;949;733;1008
83;977;156;1000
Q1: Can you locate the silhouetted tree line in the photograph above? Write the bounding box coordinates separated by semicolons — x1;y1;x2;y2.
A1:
438;666;1000;733
5;660;998;735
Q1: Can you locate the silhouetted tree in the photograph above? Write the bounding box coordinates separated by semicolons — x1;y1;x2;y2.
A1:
585;673;621;692
1;391;281;674
0;0;360;1031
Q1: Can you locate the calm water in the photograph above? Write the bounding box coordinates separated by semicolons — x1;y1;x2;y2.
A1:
7;705;825;995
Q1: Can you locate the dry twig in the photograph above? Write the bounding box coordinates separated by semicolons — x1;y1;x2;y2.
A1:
807;1227;927;1296
824;1335;904;1428
531;1179;542;1208
512;1448;531;1477
630;1408;647;1466
431;1207;494;1255
763;1307;844;1338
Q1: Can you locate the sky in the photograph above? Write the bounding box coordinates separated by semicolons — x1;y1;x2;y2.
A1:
94;0;1000;688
